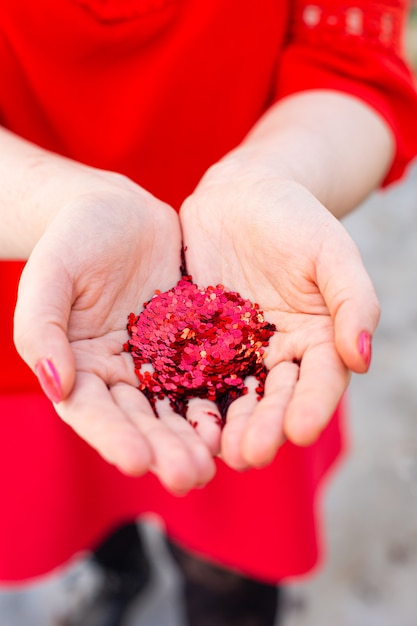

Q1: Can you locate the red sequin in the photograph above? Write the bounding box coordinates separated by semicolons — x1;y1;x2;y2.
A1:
125;276;276;421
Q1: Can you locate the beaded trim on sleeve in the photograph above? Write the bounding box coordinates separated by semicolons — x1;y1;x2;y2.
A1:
288;1;406;53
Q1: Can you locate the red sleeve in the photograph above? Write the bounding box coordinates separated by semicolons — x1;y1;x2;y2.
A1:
275;0;417;186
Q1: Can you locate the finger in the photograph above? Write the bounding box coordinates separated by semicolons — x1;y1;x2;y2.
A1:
220;377;259;470
56;373;154;476
240;361;299;467
126;364;217;491
156;398;217;491
111;386;213;493
185;398;222;456
283;342;350;446
317;232;380;373
13;251;75;402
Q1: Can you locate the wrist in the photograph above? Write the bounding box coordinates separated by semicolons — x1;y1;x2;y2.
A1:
0;128;157;259
198;143;296;192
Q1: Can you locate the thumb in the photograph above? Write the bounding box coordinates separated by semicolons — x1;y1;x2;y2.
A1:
317;230;380;373
13;251;76;403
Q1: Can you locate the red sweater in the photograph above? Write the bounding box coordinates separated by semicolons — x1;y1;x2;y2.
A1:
0;0;416;583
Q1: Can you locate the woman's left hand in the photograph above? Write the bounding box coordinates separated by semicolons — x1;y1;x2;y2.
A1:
180;168;380;470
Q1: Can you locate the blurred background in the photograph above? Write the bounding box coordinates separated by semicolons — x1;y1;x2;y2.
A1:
1;8;417;626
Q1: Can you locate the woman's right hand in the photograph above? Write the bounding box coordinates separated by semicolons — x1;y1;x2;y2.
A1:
13;170;217;494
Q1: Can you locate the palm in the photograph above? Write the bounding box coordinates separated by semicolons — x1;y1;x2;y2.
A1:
66;233;180;401
15;188;217;492
181;178;374;469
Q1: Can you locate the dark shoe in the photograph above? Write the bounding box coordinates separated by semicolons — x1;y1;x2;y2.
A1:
63;523;152;626
62;557;151;626
166;540;280;626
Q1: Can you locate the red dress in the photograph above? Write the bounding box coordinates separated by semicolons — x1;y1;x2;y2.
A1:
1;0;416;584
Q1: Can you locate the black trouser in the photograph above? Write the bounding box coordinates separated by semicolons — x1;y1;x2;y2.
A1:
94;521;280;626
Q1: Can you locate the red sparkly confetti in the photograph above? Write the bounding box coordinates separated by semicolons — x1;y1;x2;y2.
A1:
124;275;276;421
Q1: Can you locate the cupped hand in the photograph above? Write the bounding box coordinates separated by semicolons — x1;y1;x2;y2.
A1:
180;171;380;470
14;172;217;492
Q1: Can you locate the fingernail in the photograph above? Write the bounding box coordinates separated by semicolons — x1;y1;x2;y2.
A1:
35;358;63;403
358;331;372;368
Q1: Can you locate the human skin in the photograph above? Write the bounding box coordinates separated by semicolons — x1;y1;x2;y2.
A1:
1;89;389;492
2;132;215;492
182;90;390;469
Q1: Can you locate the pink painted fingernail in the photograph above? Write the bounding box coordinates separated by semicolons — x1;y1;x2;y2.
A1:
35;358;63;403
358;331;372;369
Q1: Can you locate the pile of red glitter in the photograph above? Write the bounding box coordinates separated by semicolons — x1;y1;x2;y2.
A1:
125;275;276;420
